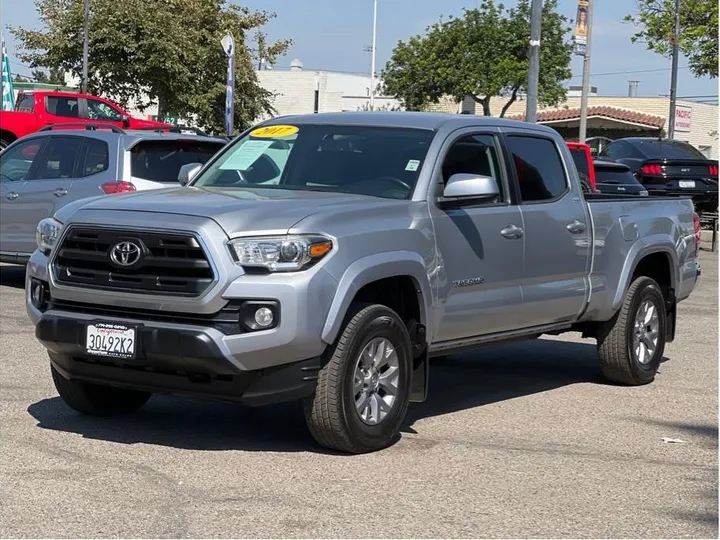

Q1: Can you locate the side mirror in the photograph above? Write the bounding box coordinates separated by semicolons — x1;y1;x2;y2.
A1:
441;173;500;202
178;163;202;186
121;115;130;128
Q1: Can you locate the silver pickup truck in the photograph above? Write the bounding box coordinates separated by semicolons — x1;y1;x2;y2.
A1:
26;113;702;454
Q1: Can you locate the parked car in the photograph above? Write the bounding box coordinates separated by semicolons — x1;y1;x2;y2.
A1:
592;158;648;196
0;124;227;264
0;90;173;149
599;137;718;212
27;113;701;454
566;141;598;193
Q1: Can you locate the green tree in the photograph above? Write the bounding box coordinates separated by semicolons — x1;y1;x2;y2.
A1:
31;67;65;85
625;0;718;78
381;0;572;115
11;0;291;132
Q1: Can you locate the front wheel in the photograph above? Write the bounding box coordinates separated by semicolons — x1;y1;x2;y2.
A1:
596;276;666;385
303;303;413;454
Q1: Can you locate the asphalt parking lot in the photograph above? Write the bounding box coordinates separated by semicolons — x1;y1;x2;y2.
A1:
0;250;717;538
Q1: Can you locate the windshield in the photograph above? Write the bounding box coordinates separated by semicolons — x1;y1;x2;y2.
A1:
130;140;225;183
637;140;706;160
193;124;435;199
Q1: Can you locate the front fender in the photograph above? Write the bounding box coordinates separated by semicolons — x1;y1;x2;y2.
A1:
611;235;679;311
321;251;432;345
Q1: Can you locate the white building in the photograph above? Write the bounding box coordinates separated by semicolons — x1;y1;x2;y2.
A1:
256;59;402;120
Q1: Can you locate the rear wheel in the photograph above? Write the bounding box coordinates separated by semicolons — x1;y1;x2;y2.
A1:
303;303;413;454
597;276;666;385
0;138;10;151
51;364;152;415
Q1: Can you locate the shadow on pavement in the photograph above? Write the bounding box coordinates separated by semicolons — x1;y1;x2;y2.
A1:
0;264;26;290
27;339;605;453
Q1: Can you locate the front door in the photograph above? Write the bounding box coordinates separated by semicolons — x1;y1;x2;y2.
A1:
504;133;591;327
14;136;84;253
0;137;47;256
430;131;525;343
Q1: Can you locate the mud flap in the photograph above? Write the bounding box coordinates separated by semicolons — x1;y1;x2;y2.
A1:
407;321;428;402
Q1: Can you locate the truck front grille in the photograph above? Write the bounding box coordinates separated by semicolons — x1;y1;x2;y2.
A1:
52;227;214;296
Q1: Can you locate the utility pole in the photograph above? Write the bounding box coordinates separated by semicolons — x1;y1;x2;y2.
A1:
667;0;681;139
81;0;89;93
578;0;594;143
525;0;543;123
370;0;378;109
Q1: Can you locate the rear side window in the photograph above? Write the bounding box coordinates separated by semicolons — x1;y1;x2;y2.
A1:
507;136;567;202
569;147;589;182
33;137;84;179
80;139;109;177
46;96;80;118
637;140;706;160
16;94;34;113
130;140;224;183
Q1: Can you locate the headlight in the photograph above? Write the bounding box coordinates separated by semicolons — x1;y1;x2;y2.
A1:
36;218;63;254
228;235;333;272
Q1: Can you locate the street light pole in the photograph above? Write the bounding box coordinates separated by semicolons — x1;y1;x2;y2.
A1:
525;0;543;123
370;0;378;109
667;0;681;139
82;0;89;93
578;0;594;143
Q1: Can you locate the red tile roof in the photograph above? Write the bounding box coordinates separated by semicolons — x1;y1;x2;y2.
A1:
509;106;666;128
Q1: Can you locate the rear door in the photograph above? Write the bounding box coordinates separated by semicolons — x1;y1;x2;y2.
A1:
504;132;592;327
429;129;526;341
66;137;115;201
41;95;81;127
14;136;84;252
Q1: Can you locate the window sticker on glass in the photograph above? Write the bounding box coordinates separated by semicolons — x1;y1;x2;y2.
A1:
405;159;421;172
219;140;273;170
249;125;299;138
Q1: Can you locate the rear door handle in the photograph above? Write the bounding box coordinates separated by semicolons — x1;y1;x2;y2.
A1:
54;188;68;197
6;192;18;201
501;224;524;239
566;220;586;234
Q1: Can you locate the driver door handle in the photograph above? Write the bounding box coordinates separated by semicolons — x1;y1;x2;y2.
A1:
6;192;18;201
566;220;586;234
54;188;68;197
500;224;524;239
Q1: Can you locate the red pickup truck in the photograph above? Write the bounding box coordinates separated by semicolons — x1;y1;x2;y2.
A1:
0;90;172;149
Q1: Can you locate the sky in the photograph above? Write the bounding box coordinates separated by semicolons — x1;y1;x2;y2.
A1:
1;0;717;100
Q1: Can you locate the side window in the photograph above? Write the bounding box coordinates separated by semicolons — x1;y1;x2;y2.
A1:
45;96;80;118
440;134;504;201
33;137;84;180
16;94;35;113
605;141;629;160
506;135;567;203
0;138;45;182
87;99;123;121
80;139;110;177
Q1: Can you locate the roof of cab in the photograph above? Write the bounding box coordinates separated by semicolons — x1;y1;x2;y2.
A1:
260;111;557;134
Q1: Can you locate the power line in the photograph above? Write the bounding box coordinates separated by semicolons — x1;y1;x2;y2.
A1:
570;66;690;79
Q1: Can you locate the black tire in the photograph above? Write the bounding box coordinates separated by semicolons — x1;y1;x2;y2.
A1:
0;138;10;151
303;303;413;454
51;364;152;415
596;276;666;385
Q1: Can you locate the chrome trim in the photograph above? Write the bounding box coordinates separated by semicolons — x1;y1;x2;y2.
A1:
48;222;221;303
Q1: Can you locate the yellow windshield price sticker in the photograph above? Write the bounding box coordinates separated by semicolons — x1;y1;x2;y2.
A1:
250;125;299;138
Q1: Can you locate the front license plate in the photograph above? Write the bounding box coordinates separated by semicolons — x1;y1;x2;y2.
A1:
679;180;696;188
85;323;136;359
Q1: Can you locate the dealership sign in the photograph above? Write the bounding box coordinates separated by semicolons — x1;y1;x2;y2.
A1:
674;105;692;132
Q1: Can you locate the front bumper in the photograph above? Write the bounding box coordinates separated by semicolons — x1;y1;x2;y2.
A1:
38;314;321;406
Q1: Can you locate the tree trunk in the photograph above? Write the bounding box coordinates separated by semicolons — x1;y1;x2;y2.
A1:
500;86;520;118
471;95;492;116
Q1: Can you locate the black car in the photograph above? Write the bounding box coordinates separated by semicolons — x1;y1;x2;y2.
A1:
593;159;648;196
599;137;718;212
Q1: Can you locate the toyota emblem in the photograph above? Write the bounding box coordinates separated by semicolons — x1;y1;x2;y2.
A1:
110;241;142;267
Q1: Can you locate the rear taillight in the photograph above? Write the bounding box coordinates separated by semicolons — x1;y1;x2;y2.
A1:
708;164;718;176
692;211;701;257
101;181;136;194
641;163;663;175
